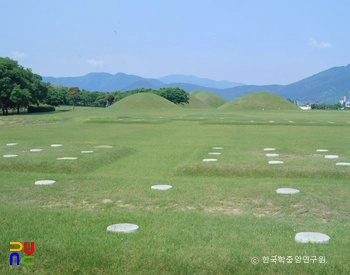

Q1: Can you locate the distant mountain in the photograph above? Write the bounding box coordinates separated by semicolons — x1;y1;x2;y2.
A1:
158;74;244;89
43;72;163;92
42;64;350;103
276;64;350;103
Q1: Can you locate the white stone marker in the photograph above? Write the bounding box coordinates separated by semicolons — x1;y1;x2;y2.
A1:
107;223;139;233
6;143;17;146
269;161;283;164
57;157;78;160
81;151;93;153
94;145;112;148
208;152;221;155
3;154;17;158
151;185;172;190
316;149;328;152
336;162;350;166
35;180;56;185
324;155;339;159
264;148;276;151
212;147;224;150
269;120;274;123
266;153;279;157
203;159;217;162
51;144;62;147
276;188;299;194
295;232;330;243
30;149;43;152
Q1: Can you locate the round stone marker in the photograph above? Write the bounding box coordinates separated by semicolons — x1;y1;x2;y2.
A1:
208;152;221;155
81;150;93;153
30;149;43;152
151;185;172;190
6;143;17;146
276;188;299;194
266;153;279;157
324;155;339;159
94;145;113;149
35;180;56;185
107;223;139;233
51;144;62;147
336;162;350;166
203;159;217;162
264;148;276;151
316;149;328;152
57;157;78;160
4;154;17;158
269;160;283;164
295;232;330;243
212;147;224;150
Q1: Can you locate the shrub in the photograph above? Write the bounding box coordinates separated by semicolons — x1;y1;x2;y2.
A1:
27;105;55;113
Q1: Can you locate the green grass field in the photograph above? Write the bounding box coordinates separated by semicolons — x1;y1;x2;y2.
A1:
1;105;350;274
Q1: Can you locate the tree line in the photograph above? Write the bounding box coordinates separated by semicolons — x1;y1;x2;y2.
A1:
0;57;189;115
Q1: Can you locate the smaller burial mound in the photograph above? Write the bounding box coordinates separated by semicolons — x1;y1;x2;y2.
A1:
218;92;300;110
190;91;227;108
110;92;180;110
182;94;213;109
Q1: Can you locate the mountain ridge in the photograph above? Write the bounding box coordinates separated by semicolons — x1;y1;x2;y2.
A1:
42;64;350;103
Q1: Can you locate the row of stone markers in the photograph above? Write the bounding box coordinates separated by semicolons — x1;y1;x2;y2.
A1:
317;149;350;166
264;148;283;164
269;146;331;243
3;142;113;159
203;146;224;162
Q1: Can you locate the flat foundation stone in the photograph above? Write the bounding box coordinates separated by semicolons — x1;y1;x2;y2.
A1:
151;185;172;190
94;145;113;148
203;158;217;162
35;180;56;185
324;155;339;159
4;154;17;158
316;149;328;152
81;151;93;153
212;147;224;150
264;148;276;151
107;223;139;233
57;157;78;160
30;149;43;152
51;144;62;147
208;152;221;155
276;188;299;194
266;153;279;157
269;160;283;164
295;232;330;243
6;143;17;146
336;162;350;166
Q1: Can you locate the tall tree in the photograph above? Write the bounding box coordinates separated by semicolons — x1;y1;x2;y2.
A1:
66;86;80;108
0;57;46;115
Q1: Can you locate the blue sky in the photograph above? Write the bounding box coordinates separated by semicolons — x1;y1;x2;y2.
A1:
1;0;349;85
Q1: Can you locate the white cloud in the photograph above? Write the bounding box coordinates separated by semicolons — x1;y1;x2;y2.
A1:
11;51;28;59
308;38;332;49
87;58;104;67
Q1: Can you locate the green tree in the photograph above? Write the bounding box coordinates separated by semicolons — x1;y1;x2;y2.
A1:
158;87;189;105
0;57;45;115
9;84;32;114
66;86;80;108
44;84;65;106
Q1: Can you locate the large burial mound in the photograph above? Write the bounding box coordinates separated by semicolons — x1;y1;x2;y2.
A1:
190;91;227;108
218;92;300;110
110;92;180;109
183;94;213;109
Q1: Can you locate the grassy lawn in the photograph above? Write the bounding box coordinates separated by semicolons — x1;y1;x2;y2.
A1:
1;106;350;274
